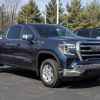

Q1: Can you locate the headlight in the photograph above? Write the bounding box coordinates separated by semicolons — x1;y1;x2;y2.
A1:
58;43;76;55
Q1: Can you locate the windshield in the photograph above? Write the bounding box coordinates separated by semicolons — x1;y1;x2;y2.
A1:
31;25;75;38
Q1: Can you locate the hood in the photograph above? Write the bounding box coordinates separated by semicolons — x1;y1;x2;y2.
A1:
47;35;100;44
39;35;100;50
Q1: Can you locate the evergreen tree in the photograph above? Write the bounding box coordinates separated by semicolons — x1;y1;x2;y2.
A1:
46;0;64;24
17;0;42;24
84;0;100;28
66;0;82;29
66;0;100;30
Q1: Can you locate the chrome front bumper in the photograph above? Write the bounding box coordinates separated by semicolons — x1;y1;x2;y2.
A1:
63;64;100;77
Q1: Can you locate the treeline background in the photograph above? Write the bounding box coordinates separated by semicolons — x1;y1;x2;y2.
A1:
0;0;100;33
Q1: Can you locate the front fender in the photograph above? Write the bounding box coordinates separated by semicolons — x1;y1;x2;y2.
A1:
35;49;67;75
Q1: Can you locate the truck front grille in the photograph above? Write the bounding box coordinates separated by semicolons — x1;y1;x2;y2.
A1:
76;42;100;61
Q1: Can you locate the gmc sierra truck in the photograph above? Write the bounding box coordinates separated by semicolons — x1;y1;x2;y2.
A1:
0;24;100;87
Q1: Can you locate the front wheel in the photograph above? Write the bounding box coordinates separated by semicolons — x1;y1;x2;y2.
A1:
40;59;61;88
0;64;4;66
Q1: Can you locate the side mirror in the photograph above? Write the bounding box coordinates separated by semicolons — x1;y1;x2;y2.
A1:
22;34;33;41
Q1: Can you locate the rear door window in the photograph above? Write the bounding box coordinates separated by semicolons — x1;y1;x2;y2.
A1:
7;26;22;39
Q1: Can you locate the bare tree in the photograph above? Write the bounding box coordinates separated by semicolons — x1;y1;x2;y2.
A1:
5;0;19;24
0;0;20;31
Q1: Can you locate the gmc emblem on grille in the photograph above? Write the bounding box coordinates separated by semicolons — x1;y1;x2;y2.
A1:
91;46;100;51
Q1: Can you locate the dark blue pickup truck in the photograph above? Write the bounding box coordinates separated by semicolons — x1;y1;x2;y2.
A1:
0;24;100;87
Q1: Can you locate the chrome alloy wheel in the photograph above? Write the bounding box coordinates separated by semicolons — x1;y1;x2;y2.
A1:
42;64;54;83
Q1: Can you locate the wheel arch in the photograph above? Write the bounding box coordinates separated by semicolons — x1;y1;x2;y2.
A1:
36;50;61;76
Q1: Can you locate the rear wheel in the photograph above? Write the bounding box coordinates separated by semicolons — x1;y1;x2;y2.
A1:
40;59;61;88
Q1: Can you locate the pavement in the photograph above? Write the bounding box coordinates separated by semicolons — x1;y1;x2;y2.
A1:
0;68;100;100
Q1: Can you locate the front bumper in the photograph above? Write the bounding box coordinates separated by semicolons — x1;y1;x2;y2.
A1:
63;63;100;77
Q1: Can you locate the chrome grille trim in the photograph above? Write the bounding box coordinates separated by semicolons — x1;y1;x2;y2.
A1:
78;42;100;61
76;41;83;61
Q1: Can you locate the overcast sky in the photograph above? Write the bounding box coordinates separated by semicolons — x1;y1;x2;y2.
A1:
19;0;95;12
0;0;98;12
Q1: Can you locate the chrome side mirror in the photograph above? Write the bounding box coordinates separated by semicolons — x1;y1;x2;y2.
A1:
22;34;33;41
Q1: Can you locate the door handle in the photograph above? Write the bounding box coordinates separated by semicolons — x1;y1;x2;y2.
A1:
17;43;20;47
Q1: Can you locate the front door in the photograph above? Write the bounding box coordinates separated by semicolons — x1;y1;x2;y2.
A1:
13;26;37;70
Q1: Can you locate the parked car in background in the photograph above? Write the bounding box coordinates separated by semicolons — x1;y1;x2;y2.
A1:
1;24;100;87
74;28;100;39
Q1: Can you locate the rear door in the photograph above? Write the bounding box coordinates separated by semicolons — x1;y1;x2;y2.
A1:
0;25;23;66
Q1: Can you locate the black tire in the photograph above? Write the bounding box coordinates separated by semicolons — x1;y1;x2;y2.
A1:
0;64;4;66
83;76;99;83
40;59;61;88
88;76;99;82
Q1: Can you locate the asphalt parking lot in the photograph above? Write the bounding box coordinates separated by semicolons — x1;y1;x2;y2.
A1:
0;67;100;100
